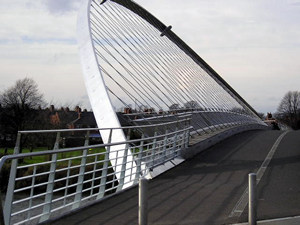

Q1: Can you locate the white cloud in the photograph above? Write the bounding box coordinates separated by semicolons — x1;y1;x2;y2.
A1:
44;0;80;15
0;0;88;107
134;0;300;112
0;0;299;113
0;0;77;42
0;41;87;106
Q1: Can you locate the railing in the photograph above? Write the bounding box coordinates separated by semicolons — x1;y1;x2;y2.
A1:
127;109;266;136
0;116;191;225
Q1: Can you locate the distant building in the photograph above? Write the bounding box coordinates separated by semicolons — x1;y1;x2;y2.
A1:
67;107;97;129
46;105;97;129
46;105;102;146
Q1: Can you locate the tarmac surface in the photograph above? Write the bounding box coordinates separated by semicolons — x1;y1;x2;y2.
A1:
46;130;300;225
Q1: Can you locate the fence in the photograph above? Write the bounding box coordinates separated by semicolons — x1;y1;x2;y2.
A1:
0;116;191;225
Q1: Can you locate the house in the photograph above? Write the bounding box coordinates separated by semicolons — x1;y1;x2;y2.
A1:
67;106;97;129
46;105;97;129
47;105;101;146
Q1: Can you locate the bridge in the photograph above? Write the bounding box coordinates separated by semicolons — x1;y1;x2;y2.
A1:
0;0;299;224
45;129;300;225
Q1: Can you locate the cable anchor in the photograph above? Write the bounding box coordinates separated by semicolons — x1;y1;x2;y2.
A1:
160;25;172;37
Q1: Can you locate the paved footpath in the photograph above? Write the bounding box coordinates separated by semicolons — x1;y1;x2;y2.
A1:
46;130;300;225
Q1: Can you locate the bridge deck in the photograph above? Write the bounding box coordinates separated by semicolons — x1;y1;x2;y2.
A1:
44;130;300;225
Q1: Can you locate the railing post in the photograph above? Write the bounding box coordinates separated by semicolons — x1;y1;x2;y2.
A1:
249;173;257;225
163;130;168;162
139;178;148;225
40;132;60;222
97;129;112;199
63;160;72;206
180;126;186;150
185;127;191;148
151;132;157;168
117;129;131;191
27;165;37;220
172;128;178;157
135;133;145;184
4;132;21;225
186;118;191;147
73;131;90;209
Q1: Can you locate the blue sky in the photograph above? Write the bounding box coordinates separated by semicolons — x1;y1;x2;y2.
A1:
0;0;299;113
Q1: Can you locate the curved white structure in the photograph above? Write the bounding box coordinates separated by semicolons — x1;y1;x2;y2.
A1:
77;0;266;188
77;0;136;189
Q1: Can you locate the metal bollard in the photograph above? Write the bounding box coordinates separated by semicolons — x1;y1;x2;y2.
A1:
139;178;148;225
249;173;257;225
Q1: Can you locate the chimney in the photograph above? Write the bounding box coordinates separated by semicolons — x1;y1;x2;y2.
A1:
75;106;81;113
75;106;82;119
124;107;132;114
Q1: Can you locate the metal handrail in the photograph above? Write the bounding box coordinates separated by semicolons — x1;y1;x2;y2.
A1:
0;118;192;225
0;126;192;173
17;115;191;134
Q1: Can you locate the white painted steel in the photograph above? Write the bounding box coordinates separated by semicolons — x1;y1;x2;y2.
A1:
77;0;136;189
139;178;148;225
3;133;21;225
0;118;191;225
40;132;60;222
249;173;257;225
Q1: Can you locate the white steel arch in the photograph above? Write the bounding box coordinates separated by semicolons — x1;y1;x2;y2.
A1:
77;0;136;189
77;0;266;188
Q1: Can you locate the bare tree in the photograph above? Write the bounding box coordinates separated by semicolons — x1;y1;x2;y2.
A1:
277;91;300;129
0;78;47;144
1;78;45;110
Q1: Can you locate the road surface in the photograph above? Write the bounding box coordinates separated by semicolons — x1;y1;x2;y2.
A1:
45;130;300;225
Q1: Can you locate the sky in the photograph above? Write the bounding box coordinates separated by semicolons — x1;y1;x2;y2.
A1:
0;0;299;113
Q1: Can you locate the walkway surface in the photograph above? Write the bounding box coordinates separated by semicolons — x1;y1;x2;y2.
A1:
46;130;300;225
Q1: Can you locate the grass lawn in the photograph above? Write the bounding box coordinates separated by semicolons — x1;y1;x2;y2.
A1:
0;147;107;166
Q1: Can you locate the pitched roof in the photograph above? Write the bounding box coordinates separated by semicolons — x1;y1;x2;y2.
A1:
69;111;97;128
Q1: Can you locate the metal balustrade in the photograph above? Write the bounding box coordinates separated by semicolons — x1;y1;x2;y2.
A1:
127;110;266;136
0;116;191;225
